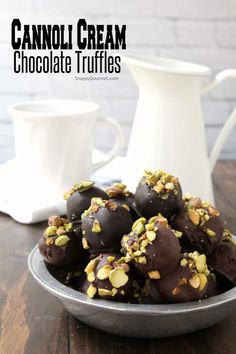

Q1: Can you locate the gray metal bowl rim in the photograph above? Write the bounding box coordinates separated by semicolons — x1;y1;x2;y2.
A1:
28;245;236;316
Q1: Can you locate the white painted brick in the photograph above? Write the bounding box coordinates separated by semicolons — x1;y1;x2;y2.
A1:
209;80;236;100
202;100;231;126
114;0;154;17
110;98;136;123
216;22;236;48
34;0;115;17
155;0;236;19
176;21;215;47
0;0;32;12
206;125;236;157
159;48;236;71
127;19;175;46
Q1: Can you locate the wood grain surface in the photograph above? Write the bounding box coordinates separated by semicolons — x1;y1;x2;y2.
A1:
0;161;236;354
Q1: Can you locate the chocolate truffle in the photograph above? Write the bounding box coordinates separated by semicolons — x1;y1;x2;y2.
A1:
157;251;216;303
134;170;183;219
39;215;85;267
81;198;133;255
121;215;181;279
208;229;236;285
171;195;225;254
81;254;134;301
106;183;140;220
139;279;165;304
64;180;109;221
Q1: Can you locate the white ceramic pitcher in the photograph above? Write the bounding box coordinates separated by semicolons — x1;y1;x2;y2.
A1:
121;55;236;202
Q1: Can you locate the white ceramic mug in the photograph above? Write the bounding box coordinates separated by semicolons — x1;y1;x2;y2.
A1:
8;100;124;199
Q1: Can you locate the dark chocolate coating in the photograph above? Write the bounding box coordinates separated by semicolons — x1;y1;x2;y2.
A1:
157;265;216;303
66;186;109;221
134;224;180;278
135;178;183;219
82;254;134;302
39;230;84;267
82;203;133;255
110;194;140;221
208;241;236;285
171;210;225;255
140;279;166;304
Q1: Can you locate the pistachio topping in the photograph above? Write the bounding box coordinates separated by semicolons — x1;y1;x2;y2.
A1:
189;275;200;289
172;287;181;296
98;288;113;297
106;183;130;198
186;197;220;231
107;256;116;263
84;259;99;274
205;228;216;237
97;265;113;280
143;169;179;199
63;180;95;200
54;235;70;247
48;215;63;227
180;258;188;267
46;238;54;246
82;237;90;249
109;268;129;288
195;254;207;273
87;284;97;298
45;226;57;237
198;273;208;291
148;270;161;279
87;271;95;282
92;219;102;233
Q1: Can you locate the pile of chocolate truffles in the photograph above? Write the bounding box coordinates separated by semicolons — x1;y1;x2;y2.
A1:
39;170;236;304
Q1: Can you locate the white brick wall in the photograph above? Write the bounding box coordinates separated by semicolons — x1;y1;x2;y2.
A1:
0;0;236;163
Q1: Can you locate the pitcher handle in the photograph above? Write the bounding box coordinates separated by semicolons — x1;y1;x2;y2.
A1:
92;117;124;173
202;69;236;171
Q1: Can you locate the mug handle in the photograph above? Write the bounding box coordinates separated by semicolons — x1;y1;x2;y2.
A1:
91;116;124;173
202;69;236;171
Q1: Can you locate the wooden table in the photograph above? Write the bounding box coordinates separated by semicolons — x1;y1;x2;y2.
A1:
0;161;236;354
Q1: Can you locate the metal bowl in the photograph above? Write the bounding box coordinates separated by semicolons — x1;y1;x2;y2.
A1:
28;246;236;338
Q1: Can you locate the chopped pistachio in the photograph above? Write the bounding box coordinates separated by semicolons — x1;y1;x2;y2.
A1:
137;256;147;264
189;275;200;289
146;230;156;242
46;238;54;246
45;226;57;237
98;288;113;297
48;215;63;227
87;271;95;282
178;277;188;286
82;237;89;249
107;256;116;263
188;209;200;225
153;181;164;193
84;259;99;274
97;265;113;280
198;273;207;291
172;287;181;296
109;268;129;288
148;270;161;279
196;254;207;273
180;258;188;267
92;219;102;233
206;228;216;237
54;235;70;247
165;182;174;190
87;285;97;298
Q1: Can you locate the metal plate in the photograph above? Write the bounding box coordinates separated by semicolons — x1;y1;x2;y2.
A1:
28;245;236;338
